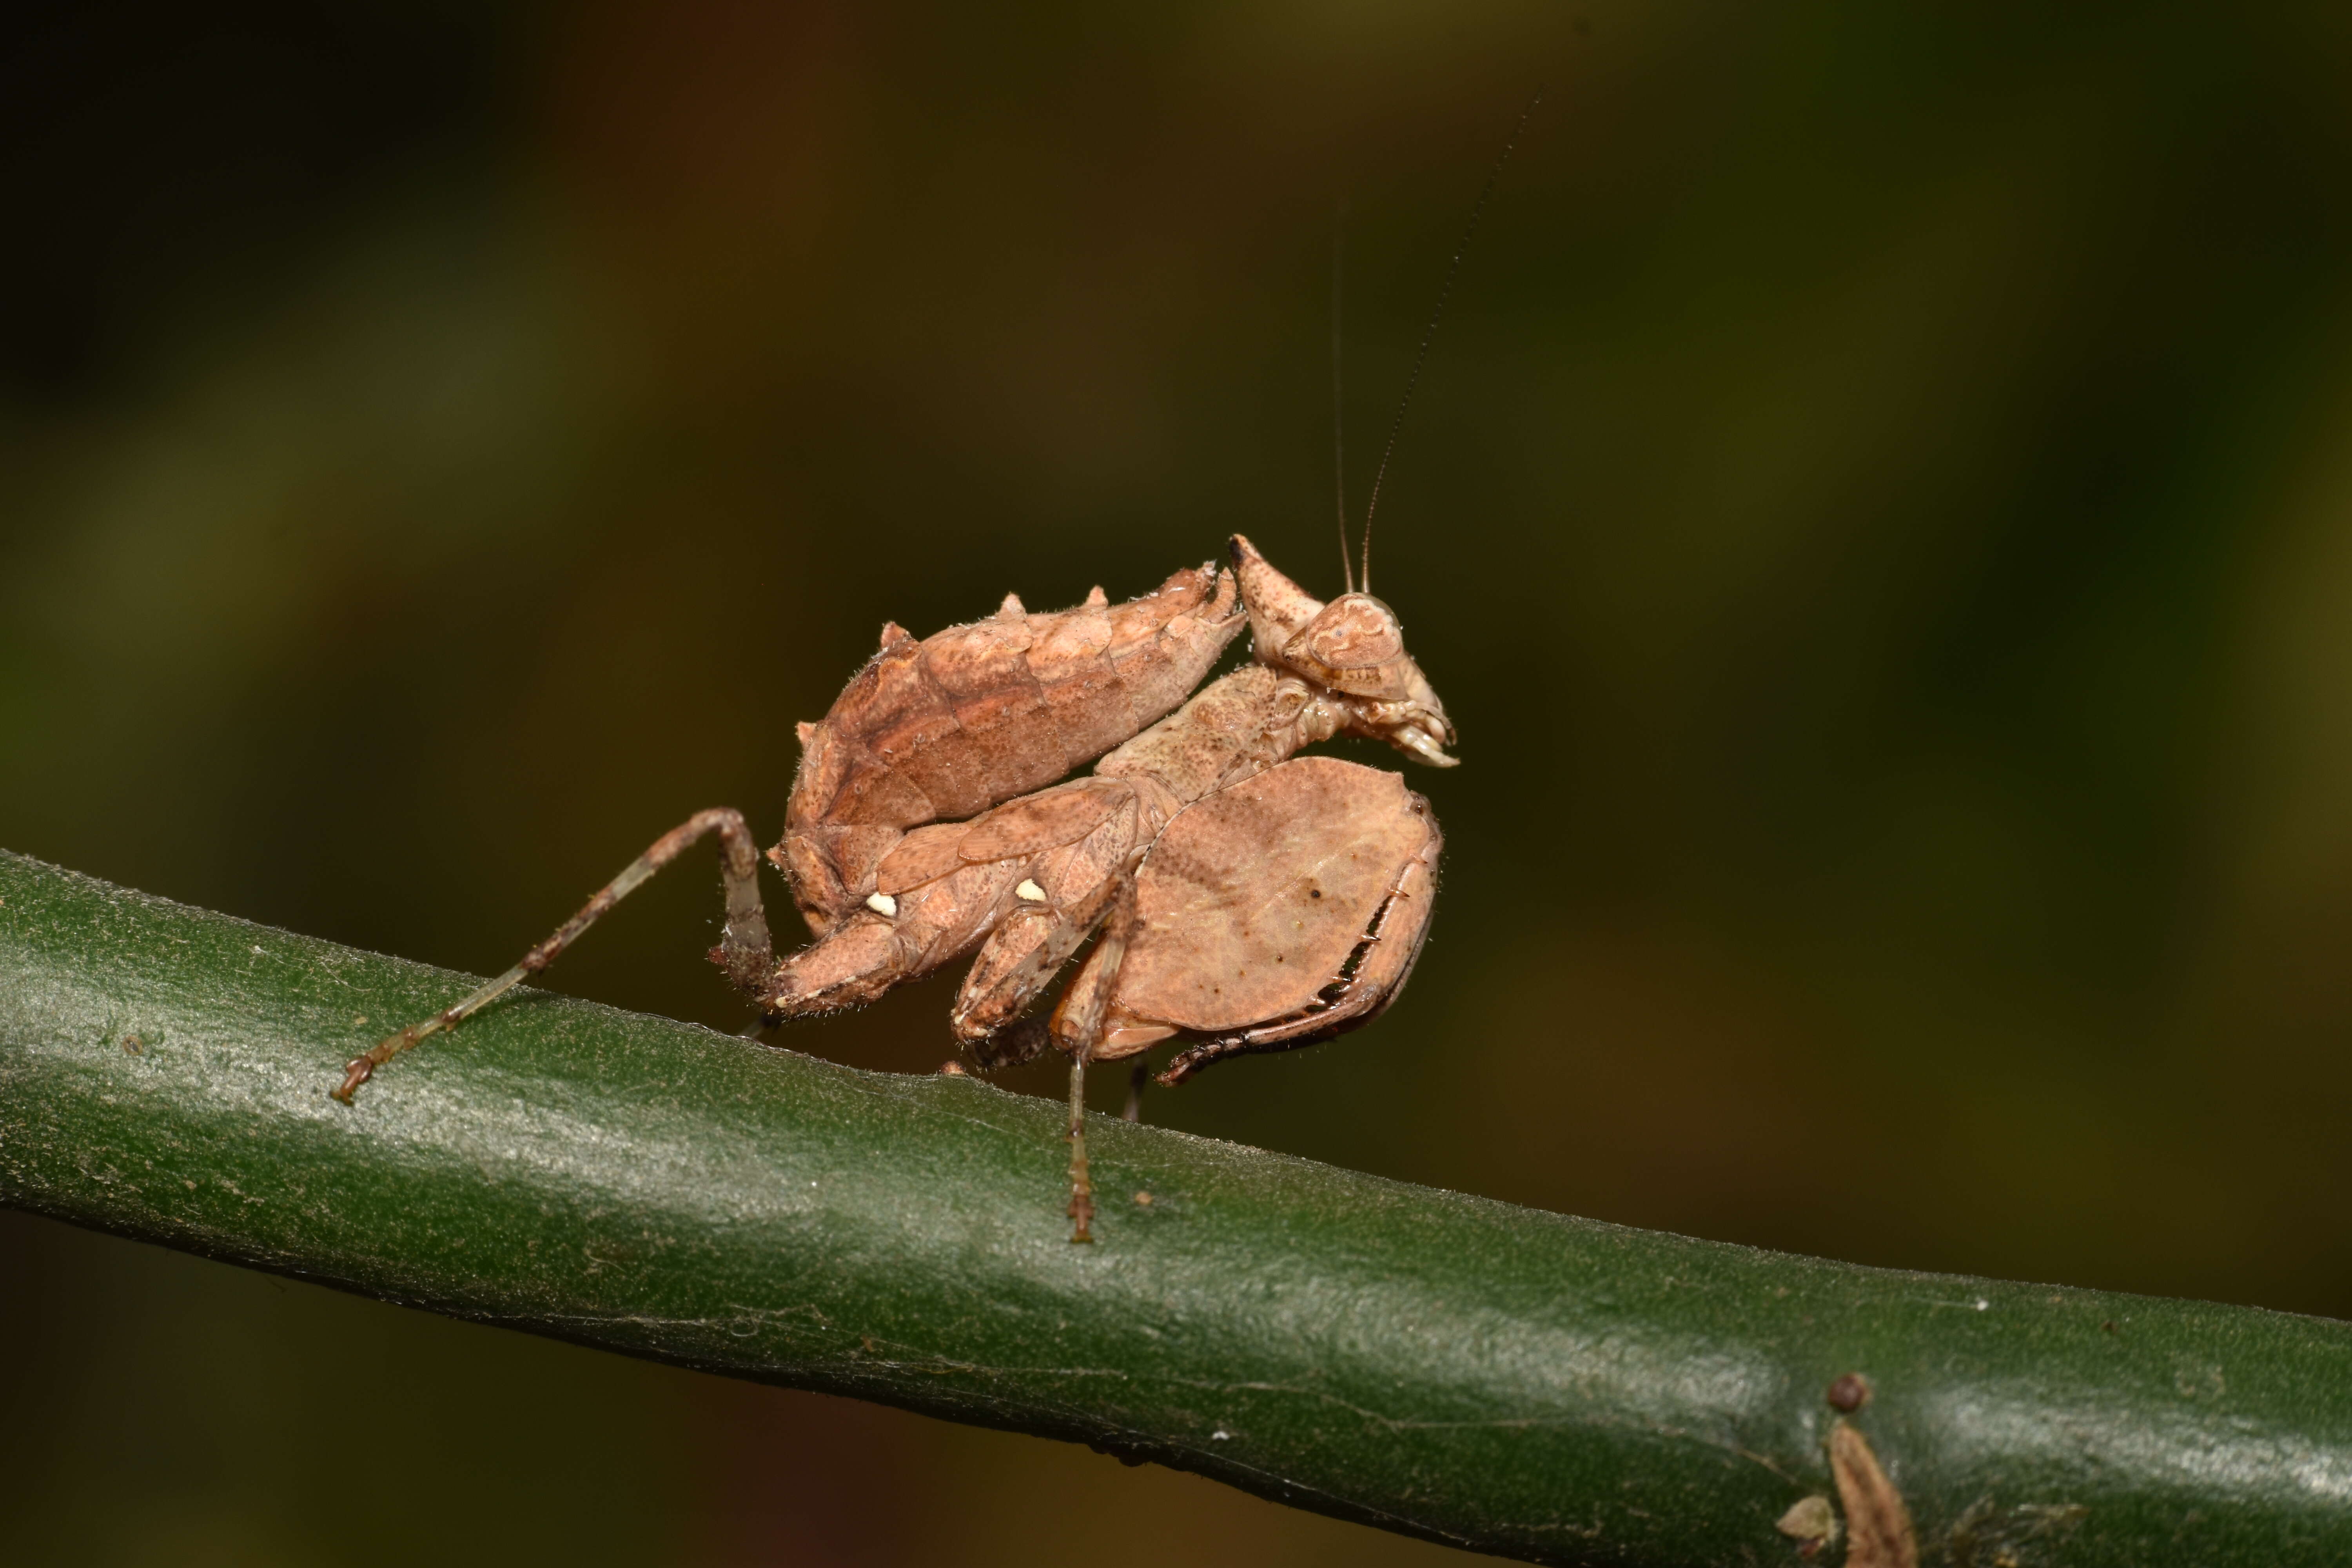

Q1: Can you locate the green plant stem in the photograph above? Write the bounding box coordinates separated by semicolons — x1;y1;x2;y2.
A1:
2;849;2347;1565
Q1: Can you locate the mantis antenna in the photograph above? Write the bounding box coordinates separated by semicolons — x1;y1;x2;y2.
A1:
1357;85;1544;596
1332;196;1354;595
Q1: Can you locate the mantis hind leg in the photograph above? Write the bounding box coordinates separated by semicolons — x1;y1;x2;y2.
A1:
334;809;776;1103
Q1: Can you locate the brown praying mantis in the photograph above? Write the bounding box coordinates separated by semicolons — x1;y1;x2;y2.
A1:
333;539;1451;1242
334;96;1537;1242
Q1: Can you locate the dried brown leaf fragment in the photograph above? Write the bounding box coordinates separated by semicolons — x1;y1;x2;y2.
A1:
1775;1493;1838;1559
1830;1421;1918;1568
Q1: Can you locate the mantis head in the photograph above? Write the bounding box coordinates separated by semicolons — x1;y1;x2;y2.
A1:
1228;534;1456;768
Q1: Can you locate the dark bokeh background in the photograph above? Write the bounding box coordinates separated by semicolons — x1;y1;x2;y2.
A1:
7;1;2352;1561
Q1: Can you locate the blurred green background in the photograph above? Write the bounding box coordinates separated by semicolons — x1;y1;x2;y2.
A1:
7;0;2352;1561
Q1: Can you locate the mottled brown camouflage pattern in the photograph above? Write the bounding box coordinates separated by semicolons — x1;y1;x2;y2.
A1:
1100;758;1443;1084
777;564;1241;932
1105;757;1431;1035
759;542;1449;1085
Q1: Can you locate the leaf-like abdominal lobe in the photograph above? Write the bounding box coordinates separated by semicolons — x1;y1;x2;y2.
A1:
1117;757;1425;1031
783;564;1240;926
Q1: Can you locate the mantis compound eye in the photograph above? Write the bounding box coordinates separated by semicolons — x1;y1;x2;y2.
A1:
1285;594;1416;700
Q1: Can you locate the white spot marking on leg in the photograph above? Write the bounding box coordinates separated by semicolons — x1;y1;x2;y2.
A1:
866;891;898;918
1015;879;1048;903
